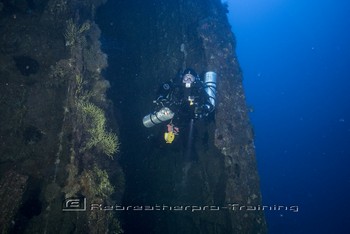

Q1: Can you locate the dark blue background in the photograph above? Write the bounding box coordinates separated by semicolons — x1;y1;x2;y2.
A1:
227;0;350;233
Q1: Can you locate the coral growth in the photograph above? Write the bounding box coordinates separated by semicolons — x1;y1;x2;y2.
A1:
81;165;114;198
0;0;123;233
90;79;110;103
77;100;119;157
64;19;90;47
82;23;108;73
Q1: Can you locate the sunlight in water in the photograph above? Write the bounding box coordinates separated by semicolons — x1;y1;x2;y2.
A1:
226;0;287;24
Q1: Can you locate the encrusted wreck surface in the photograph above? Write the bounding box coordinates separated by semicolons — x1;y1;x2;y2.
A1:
0;170;28;232
0;0;122;233
198;13;266;233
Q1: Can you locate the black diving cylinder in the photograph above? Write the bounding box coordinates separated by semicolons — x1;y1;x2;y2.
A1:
204;71;217;111
143;107;174;128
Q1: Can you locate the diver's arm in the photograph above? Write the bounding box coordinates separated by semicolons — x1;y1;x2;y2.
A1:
154;81;174;105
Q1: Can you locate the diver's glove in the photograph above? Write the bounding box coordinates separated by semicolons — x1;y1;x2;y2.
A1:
153;95;170;107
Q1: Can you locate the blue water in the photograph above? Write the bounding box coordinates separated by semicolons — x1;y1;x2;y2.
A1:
226;0;350;233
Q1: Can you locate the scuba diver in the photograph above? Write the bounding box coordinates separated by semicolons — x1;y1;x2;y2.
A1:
142;68;217;144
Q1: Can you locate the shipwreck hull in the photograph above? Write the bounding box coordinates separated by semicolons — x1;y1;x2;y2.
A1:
0;0;266;233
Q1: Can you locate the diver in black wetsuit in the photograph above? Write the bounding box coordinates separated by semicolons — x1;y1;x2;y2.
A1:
142;68;216;144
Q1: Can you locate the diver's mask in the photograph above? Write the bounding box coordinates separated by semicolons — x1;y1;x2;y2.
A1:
182;73;195;88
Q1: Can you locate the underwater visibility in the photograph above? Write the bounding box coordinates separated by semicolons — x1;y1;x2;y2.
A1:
1;0;265;233
4;0;348;233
